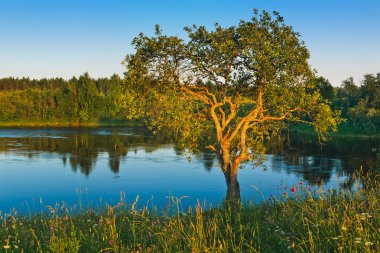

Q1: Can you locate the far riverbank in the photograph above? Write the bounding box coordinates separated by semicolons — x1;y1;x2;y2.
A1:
0;120;143;128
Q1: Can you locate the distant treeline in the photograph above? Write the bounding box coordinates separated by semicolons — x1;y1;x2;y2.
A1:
315;73;380;134
0;73;126;122
0;73;379;133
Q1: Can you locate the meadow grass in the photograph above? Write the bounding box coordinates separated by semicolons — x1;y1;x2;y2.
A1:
0;172;379;253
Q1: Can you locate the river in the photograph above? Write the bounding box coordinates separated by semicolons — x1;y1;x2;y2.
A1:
0;127;378;213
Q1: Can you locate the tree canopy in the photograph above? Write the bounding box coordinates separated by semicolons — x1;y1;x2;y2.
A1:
123;11;341;201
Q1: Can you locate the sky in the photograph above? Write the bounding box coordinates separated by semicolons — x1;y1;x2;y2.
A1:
0;0;379;86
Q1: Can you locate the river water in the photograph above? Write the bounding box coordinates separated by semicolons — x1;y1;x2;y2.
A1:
0;127;378;213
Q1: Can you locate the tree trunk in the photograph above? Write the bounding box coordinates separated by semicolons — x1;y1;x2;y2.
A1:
223;163;241;205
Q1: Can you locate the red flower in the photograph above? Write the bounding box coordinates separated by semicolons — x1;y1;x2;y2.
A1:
109;240;114;245
291;185;296;193
283;192;287;196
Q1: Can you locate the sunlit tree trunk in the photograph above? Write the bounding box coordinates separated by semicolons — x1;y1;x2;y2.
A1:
218;142;241;205
223;162;241;204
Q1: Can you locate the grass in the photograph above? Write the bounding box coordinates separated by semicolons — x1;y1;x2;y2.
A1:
0;172;379;253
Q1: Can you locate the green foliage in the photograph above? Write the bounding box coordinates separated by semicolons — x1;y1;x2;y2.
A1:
317;73;380;134
314;76;335;101
346;74;380;132
123;10;340;167
0;77;66;91
0;73;126;123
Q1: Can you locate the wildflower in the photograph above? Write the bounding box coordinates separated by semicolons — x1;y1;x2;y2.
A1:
284;192;287;196
291;185;296;193
341;225;348;231
365;241;373;246
109;239;114;245
3;245;10;249
308;187;312;192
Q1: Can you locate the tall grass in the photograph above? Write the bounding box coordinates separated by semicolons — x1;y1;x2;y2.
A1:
0;172;379;252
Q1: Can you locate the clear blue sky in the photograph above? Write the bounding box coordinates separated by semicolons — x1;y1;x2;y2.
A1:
1;0;379;86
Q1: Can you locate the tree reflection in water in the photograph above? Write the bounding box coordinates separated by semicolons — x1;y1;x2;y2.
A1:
0;127;378;193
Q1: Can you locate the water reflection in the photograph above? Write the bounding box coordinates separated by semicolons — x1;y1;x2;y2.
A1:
0;127;378;211
0;128;166;176
0;127;378;182
282;138;376;186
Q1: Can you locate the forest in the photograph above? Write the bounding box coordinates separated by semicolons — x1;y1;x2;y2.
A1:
0;73;125;123
0;72;379;134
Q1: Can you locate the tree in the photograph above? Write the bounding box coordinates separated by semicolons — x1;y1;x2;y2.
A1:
361;73;380;109
314;76;334;101
123;10;340;203
76;73;99;122
335;77;360;117
347;73;380;132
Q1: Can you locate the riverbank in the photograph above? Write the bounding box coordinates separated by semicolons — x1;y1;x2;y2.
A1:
1;121;379;139
1;173;378;252
0;120;143;128
291;124;380;139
